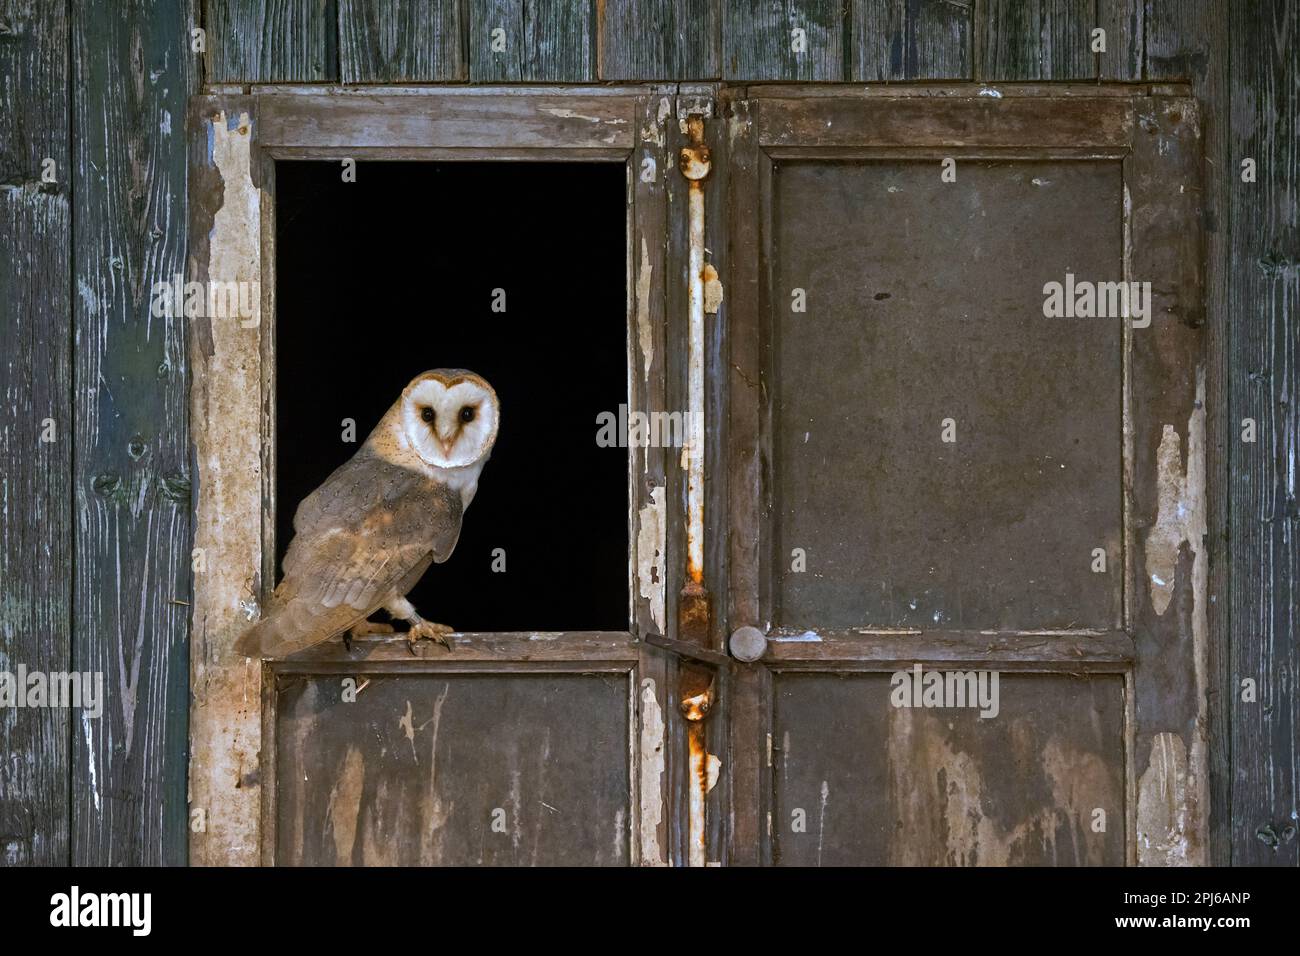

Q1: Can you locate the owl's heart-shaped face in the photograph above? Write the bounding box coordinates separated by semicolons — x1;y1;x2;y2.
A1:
401;372;500;469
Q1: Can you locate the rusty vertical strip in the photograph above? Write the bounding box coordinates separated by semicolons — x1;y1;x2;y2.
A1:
678;105;712;647
680;669;714;867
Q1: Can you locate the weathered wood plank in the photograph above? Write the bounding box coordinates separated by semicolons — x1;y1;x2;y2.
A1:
598;0;720;79
257;91;638;152
1126;94;1209;866
1227;0;1299;867
722;0;846;81
468;0;594;82
0;0;72;868
206;0;338;83
1144;0;1231;867
853;0;972;80
338;0;463;83
70;0;195;866
187;100;268;867
755;94;1134;148
978;0;1140;80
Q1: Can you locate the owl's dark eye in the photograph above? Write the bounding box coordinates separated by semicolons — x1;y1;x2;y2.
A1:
421;407;435;423
459;405;476;424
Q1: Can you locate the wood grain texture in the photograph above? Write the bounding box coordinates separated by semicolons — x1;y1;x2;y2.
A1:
70;0;195;866
598;0;720;79
978;0;1141;81
722;0;846;81
339;0;463;83
853;0;972;80
0;0;72;868
468;0;594;82
206;0;338;83
1144;0;1232;868
1227;0;1299;867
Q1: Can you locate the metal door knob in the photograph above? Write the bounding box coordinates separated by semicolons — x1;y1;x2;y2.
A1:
729;626;767;662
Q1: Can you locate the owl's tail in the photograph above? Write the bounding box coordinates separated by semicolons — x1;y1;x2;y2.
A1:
234;610;327;660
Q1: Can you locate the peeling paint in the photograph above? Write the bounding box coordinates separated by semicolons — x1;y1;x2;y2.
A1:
703;262;723;315
1136;732;1203;865
635;236;653;382
636;486;666;632
638;679;666;866
189;110;265;866
640;96;672;147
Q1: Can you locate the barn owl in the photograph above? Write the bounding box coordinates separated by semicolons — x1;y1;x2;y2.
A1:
234;369;499;659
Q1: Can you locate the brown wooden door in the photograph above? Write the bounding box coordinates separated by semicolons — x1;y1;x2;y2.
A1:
723;89;1207;866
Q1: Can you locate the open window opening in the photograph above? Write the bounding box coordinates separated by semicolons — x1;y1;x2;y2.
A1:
274;161;630;633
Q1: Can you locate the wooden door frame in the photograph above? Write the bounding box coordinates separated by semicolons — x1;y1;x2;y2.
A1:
722;85;1206;866
186;86;685;866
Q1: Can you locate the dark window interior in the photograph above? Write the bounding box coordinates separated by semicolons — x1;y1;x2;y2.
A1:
275;162;628;632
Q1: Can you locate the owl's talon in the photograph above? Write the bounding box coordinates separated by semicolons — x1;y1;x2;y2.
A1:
406;620;455;653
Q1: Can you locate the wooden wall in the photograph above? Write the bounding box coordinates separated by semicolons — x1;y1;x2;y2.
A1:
0;0;1293;866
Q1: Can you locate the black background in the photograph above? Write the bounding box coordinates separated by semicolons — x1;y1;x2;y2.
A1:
275;161;629;632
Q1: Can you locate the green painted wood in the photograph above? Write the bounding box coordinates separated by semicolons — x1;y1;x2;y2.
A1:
1227;0;1299;867
1144;0;1232;868
722;0;846;81
339;0;463;83
853;0;972;80
206;0;338;83
468;1;594;82
599;0;719;80
70;0;195;866
978;0;1140;81
0;0;72;868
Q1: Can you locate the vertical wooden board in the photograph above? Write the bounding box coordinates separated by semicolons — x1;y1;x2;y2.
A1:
979;0;1136;80
275;674;632;865
206;0;338;83
186;101;268;867
1126;96;1209;866
1096;0;1141;79
1143;0;1231;866
468;1;594;82
771;673;1127;865
70;0;195;866
0;0;72;868
1228;0;1299;867
598;0;720;80
853;0;972;81
722;0;845;81
339;0;463;82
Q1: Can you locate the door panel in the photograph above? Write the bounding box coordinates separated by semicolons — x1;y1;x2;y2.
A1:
771;672;1126;865
725;91;1205;867
772;160;1123;630
275;672;632;865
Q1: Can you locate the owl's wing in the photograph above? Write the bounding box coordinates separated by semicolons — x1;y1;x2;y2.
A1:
234;452;463;659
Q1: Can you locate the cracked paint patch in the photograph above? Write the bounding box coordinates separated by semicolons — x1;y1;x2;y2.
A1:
1145;373;1206;618
635;236;653;382
1136;732;1204;865
638;678;666;866
636;485;666;632
703;262;723;315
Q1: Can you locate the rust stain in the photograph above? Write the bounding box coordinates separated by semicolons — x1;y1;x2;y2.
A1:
681;671;714;867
